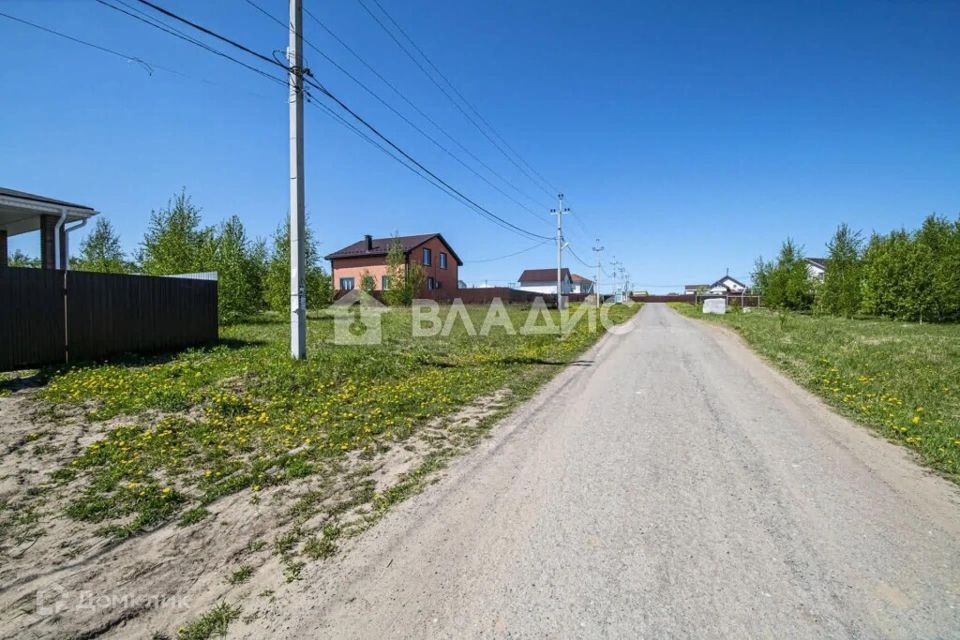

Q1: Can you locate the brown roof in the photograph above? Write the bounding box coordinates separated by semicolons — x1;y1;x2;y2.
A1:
518;268;571;283
324;233;463;265
570;273;593;283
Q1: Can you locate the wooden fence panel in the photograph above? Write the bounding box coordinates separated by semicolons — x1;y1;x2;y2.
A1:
0;267;65;370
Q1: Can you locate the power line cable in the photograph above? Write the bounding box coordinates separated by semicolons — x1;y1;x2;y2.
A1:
3;2;388;175
355;0;557;200
104;0;549;240
0;9;164;76
369;0;560;196
244;0;549;224
566;245;596;269
464;239;551;263
1;7;280;103
96;0;288;87
134;0;285;70
300;4;553;212
303;74;549;240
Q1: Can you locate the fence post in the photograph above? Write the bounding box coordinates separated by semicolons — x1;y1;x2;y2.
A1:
63;270;69;364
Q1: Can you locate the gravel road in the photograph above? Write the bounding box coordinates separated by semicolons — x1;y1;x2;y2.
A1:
242;303;960;639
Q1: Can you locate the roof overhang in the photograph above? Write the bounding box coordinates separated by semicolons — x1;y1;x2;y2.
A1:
0;191;98;237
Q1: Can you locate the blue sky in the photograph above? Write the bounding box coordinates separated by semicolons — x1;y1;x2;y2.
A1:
2;0;958;292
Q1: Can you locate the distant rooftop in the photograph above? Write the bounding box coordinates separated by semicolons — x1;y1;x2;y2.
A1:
324;233;462;265
518;268;571;283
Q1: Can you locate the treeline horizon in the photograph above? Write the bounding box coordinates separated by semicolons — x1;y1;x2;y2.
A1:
752;213;960;323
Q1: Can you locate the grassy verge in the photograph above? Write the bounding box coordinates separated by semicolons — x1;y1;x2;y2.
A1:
12;303;638;539
670;303;960;482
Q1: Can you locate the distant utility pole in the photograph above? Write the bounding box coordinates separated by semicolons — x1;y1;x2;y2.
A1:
550;193;570;309
611;258;623;300
288;0;306;360
592;240;604;309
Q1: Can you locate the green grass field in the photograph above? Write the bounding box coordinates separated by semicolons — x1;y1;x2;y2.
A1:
671;303;960;482
18;303;637;539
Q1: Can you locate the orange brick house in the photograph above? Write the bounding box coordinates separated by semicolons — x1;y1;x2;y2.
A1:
325;233;462;295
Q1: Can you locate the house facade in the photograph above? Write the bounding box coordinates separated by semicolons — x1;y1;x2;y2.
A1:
570;273;595;294
516;268;573;294
708;275;747;294
325;233;462;294
805;257;827;281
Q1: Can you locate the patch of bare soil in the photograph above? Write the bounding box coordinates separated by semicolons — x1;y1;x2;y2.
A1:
0;386;513;639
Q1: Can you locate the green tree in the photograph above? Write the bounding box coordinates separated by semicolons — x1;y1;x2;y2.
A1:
756;238;814;310
382;237;425;306
360;270;376;294
208;216;266;323
8;250;39;268
914;214;960;322
750;256;772;298
138;190;212;275
817;223;862;317
74;218;129;273
263;219;331;313
861;230;902;318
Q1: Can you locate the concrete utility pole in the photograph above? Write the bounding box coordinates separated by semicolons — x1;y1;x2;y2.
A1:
592;240;604;309
288;0;306;360
550;193;570;309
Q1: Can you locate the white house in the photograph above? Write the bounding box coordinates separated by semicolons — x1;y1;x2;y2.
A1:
805;257;827;281
708;275;747;294
570;273;595;294
517;268;572;294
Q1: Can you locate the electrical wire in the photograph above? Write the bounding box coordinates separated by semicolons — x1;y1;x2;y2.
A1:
300;4;553;213
464;239;551;263
566;244;596;269
303;73;550;240
134;0;284;70
0;9;164;76
102;0;551;241
244;0;549;224
369;0;560;196
96;0;288;88
356;0;557;200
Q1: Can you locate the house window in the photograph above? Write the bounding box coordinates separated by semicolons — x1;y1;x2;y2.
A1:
422;247;431;266
339;277;355;291
381;275;390;290
439;252;447;269
427;276;436;290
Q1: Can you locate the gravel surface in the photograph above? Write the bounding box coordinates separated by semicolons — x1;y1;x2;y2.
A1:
239;303;960;639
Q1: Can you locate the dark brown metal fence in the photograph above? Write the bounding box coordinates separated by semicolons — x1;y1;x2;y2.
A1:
630;293;762;307
0;267;218;371
333;287;590;305
0;268;65;370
